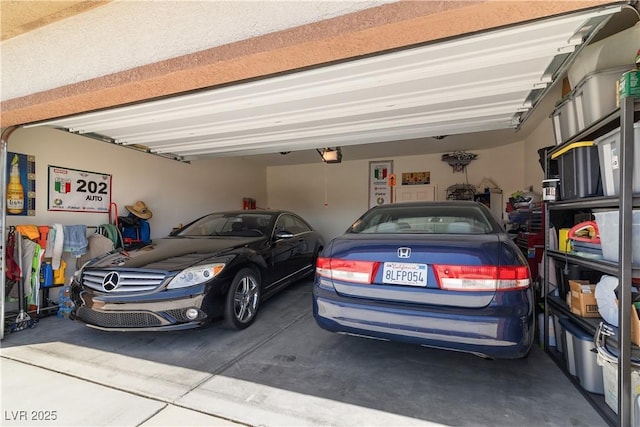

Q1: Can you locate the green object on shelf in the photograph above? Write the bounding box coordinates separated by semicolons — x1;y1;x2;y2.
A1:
619;70;640;99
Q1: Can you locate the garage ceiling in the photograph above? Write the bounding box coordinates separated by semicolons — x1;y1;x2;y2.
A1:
21;5;622;163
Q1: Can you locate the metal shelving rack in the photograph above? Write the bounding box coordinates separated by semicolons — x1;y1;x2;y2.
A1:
543;97;640;427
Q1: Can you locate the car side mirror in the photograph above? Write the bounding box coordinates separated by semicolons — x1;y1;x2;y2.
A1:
274;230;294;240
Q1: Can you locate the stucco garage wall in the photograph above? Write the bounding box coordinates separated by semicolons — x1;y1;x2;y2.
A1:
5;127;267;238
266;140;528;242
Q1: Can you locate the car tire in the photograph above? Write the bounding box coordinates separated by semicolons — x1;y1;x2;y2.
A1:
222;268;261;330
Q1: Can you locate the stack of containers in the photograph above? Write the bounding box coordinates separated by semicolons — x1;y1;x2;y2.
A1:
551;65;632;147
549;65;635;202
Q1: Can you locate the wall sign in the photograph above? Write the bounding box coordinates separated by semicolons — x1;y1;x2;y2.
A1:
48;165;112;213
6;152;36;216
368;160;393;208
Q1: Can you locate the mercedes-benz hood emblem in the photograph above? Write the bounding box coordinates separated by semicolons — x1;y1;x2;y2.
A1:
102;272;120;292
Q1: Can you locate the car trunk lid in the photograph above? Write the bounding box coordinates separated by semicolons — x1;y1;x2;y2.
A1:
318;233;528;308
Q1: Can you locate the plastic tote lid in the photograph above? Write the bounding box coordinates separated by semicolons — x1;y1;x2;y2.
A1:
550;141;595;159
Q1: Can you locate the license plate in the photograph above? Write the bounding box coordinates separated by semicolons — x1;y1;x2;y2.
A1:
382;262;427;286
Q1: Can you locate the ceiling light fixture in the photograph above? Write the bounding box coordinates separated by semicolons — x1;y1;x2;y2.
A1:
318;147;342;164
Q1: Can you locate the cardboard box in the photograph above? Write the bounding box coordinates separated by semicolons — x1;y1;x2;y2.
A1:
632;304;640;347
569;280;600;318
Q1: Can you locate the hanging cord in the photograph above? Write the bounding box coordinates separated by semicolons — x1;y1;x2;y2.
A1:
324;162;329;207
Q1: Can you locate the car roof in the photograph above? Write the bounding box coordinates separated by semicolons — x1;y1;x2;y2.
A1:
204;210;294;216
371;201;482;209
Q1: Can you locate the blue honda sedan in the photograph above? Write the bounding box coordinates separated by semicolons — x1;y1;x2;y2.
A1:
312;201;535;359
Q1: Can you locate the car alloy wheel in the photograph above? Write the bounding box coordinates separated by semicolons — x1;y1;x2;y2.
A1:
223;268;260;329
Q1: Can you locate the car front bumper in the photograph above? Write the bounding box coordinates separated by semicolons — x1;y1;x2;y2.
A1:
71;283;215;331
312;284;534;359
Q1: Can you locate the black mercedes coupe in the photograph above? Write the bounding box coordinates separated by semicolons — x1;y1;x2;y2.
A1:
70;210;324;331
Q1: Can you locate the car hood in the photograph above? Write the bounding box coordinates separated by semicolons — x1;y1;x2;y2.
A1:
85;236;262;271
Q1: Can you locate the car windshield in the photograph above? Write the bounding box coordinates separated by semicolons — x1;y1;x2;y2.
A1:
348;204;495;234
177;212;273;237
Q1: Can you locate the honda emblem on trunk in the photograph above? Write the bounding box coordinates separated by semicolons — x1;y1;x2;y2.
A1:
397;247;411;258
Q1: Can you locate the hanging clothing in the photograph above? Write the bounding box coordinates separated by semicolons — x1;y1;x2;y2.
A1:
27;243;44;311
10;237;39;300
15;225;40;241
47;224;64;269
102;223;122;249
5;228;21;283
63;225;88;257
4;229;21;298
37;225;49;250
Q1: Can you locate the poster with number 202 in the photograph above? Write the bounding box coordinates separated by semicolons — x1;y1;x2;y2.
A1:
48;165;111;213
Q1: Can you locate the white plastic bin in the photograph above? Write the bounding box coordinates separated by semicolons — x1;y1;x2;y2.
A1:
561;317;604;394
572;327;604;394
597;345;640;425
573;66;631;130
593;210;640;264
560;317;577;376
561;319;604;394
538;313;556;347
551;96;579;145
595;122;640;196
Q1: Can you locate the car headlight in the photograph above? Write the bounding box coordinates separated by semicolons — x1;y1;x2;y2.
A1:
167;263;226;289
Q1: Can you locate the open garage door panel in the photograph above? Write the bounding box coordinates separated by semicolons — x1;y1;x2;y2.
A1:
22;5;626;162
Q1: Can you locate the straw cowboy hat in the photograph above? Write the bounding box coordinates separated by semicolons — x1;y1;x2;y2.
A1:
125;201;153;219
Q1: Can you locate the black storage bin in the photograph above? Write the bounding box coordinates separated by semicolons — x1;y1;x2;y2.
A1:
551;141;602;200
538;146;559;177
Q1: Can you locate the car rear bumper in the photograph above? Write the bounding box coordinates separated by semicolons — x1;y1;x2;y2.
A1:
71;284;213;331
312;284;534;359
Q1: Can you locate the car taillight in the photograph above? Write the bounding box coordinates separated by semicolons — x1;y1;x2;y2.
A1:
433;265;530;291
316;257;380;284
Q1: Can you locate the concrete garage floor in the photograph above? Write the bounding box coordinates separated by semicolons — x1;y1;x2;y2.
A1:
1;279;605;427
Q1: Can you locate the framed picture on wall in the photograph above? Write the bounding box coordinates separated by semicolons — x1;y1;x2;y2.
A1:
401;171;430;185
368;160;393;208
6;151;36;216
48;165;112;213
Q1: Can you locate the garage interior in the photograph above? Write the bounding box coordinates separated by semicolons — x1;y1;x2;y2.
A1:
1;1;640;426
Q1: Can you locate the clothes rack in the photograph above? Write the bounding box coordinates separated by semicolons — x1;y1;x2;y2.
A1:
2;223;119;338
4;230;37;333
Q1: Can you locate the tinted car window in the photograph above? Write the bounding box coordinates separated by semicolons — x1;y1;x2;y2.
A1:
179;213;272;236
275;214;312;235
349;205;493;234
